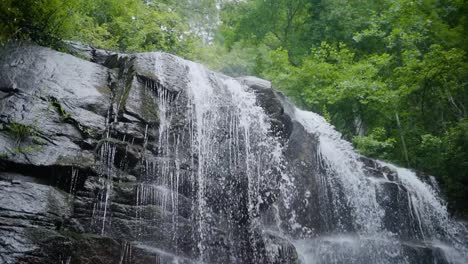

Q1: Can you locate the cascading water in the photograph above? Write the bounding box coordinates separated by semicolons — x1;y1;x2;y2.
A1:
135;53;183;247
379;162;468;262
292;108;468;264
92;128;117;235
183;61;284;262
294;109;384;234
123;52;467;263
134;53;286;263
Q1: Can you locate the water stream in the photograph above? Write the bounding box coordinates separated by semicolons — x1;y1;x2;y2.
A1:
293;108;468;263
183;60;284;262
128;53;467;263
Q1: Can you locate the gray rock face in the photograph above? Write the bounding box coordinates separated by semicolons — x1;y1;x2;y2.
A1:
0;43;465;264
0;44;109;169
0;176;72;263
0;43;297;263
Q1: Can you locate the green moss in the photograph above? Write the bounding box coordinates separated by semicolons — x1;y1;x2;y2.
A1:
97;137;127;146
114;62;135;113
2;121;43;156
58;228;85;241
26;227;61;243
1;145;42;158
96;85;112;96
32;136;47;145
10;145;42;155
49;97;96;138
56;153;94;168
139;84;159;123
7;122;36;142
50;98;72;122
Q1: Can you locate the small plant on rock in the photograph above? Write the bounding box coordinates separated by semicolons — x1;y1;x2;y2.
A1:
8;122;35;144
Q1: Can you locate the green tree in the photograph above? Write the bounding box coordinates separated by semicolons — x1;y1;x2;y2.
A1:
0;0;82;46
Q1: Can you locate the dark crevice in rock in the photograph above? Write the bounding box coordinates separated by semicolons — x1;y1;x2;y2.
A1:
103;53;130;70
72;138;95;151
0;86;21;94
95;138;143;172
93;48;118;66
0;161;94;195
111;57;136;118
0;87;21;101
137;75;180;103
48;96;97;140
120;110;148;124
64;40;117;68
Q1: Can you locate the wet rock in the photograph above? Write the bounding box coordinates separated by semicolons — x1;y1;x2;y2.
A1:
281;122;325;234
133;52;188;93
375;181;424;239
0;180;72;263
239;76;293;141
263;231;300;264
0;44;110;171
110;121;145;142
64;40;116;66
0;43;461;264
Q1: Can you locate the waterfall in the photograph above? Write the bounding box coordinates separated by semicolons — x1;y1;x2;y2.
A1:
295;109;384;233
132;52;467;263
184;61;284;262
292;108;468;264
2;44;467;264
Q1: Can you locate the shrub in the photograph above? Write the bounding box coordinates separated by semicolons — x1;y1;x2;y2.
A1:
353;127;396;159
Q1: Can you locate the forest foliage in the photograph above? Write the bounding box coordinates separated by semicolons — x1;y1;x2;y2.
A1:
1;0;467;217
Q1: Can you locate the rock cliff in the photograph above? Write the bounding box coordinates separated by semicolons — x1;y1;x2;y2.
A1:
0;43;466;264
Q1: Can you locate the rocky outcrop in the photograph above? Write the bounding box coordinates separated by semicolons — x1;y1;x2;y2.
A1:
0;43;465;264
0;43;172;263
0;43;296;263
